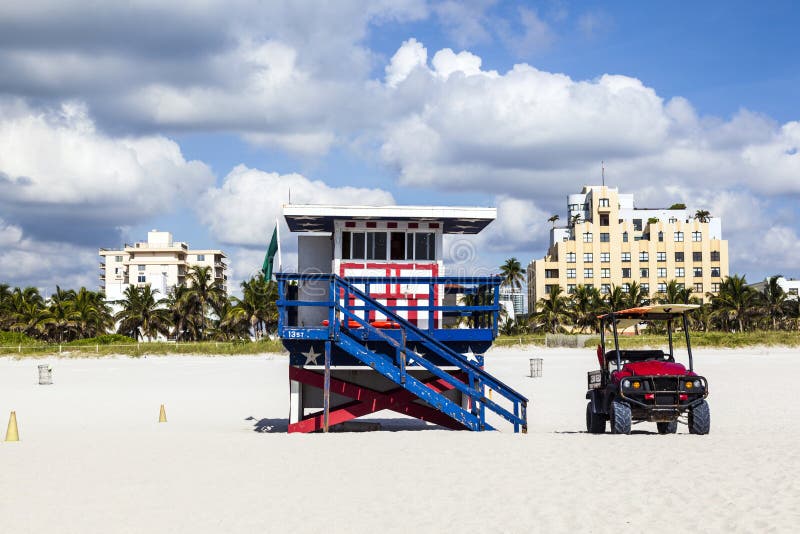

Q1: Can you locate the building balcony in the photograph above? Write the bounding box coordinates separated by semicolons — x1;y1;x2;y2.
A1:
99;262;106;270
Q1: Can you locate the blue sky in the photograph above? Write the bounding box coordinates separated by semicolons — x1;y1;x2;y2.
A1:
0;0;798;294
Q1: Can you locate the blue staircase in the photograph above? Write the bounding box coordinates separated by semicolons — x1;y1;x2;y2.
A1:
277;273;528;433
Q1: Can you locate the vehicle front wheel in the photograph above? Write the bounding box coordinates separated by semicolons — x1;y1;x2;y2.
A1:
657;421;678;434
689;400;711;435
610;399;631;435
586;402;606;434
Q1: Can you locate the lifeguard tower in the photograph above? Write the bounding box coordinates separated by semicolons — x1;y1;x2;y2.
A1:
276;204;528;433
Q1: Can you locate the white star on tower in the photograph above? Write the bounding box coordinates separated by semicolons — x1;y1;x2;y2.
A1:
301;346;322;365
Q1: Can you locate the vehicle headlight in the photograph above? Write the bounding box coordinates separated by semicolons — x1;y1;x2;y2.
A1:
623;379;630;388
693;380;702;388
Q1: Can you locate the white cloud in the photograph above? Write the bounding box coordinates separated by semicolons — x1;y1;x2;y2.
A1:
196;165;395;247
0;99;213;244
385;38;428;87
0;218;97;290
433;0;496;48
497;7;555;58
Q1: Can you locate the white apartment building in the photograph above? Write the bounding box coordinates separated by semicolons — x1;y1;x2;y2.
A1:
750;276;800;300
499;288;525;317
99;230;228;302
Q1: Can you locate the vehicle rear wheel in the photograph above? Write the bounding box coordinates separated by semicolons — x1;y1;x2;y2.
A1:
689;400;711;435
586;402;606;433
610;399;631;435
657;421;678;434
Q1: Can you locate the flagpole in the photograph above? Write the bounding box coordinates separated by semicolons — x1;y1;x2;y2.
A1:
275;216;283;273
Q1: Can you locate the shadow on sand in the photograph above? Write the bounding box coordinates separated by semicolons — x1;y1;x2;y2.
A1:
246;416;448;433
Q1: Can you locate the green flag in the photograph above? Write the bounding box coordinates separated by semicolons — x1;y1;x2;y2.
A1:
262;225;278;281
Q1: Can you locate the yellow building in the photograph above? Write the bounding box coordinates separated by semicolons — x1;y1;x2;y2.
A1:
527;186;729;305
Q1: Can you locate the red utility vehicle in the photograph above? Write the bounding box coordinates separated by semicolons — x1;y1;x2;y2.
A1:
585;305;710;435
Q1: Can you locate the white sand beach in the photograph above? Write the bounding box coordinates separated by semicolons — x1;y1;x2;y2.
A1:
1;347;799;533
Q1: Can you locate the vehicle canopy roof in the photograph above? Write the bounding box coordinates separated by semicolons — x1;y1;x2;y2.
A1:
600;304;700;329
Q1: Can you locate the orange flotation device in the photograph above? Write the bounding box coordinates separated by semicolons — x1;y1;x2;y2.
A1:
370;320;401;329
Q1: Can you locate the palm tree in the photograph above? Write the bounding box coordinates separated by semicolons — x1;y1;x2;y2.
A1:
183;265;226;340
605;286;626;312
47;286;79;342
694;209;711;223
570;285;602;333
499;258;524;291
0;283;12;330
660;280;693;304
115;285;171;341
758;275;787;330
548;214;559;228
710;275;757;332
228;277;278;339
72;287;113;338
533;285;571;334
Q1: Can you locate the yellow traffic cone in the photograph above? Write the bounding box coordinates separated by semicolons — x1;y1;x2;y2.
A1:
5;411;19;442
158;404;167;423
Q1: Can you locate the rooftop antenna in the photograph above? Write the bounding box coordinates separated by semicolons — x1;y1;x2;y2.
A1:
601;160;605;187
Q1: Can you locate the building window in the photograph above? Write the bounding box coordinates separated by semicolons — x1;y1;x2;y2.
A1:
601;268;610;278
584;268;594;279
693;251;702;262
600;214;609;226
621;252;631;262
114;267;119;274
114;255;123;262
674;231;684;242
583;253;593;262
567;284;577;294
412;233;435;260
569;203;581;212
622;232;629;242
138;264;145;272
583;232;593;243
711;283;721;292
390;232;405;260
711;251;720;261
545;284;559;293
675;252;684;262
656;231;663;242
566;252;576;263
693;267;703;277
599;198;610;207
137;275;146;283
656;252;666;262
639;252;649;262
692;231;702;242
676;267;685;277
622;283;630;293
633;219;642;231
600;233;610;242
566;268;576;279
641;283;649;294
711;267;721;277
367;232;388;260
657;282;667;293
545;269;559;278
694;283;703;293
585;283;594;290
657;267;667;278
669;217;678;223
600;252;610;262
196;254;205;261
600;284;611;294
622;267;631;278
640;268;649;278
